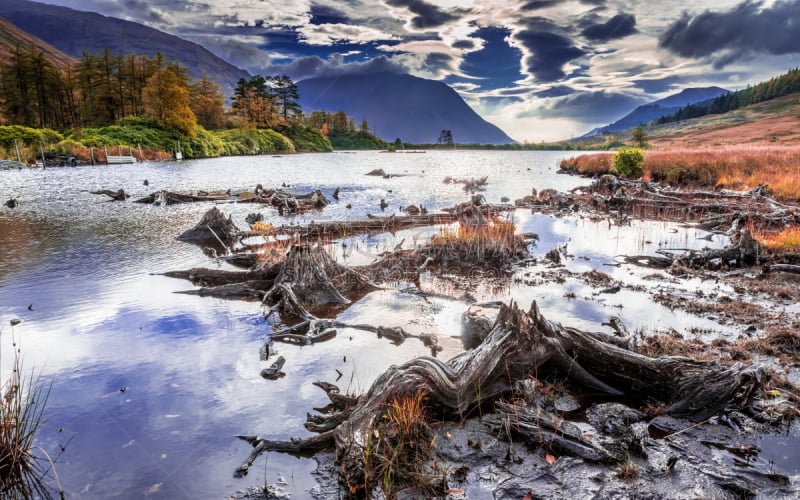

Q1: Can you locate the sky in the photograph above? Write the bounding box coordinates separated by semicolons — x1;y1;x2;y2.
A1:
35;0;800;142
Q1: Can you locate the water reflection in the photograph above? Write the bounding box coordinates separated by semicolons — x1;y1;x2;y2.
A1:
0;150;780;497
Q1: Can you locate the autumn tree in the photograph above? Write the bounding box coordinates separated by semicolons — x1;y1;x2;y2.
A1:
190;74;225;129
143;64;196;136
231;76;282;128
0;44;75;129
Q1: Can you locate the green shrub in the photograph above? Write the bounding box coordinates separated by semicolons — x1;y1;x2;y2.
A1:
612;147;645;178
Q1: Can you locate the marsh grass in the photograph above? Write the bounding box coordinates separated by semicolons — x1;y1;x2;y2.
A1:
759;227;800;252
560;146;800;202
0;329;58;498
428;218;525;264
361;388;441;498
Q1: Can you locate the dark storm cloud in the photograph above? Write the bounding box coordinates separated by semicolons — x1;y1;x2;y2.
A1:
535;85;576;98
581;13;637;41
384;0;459;29
659;0;800;67
309;4;352;25
521;1;560;10
452;39;475;49
273;54;406;81
518;90;645;123
632;75;687;94
515;28;585;82
424;52;455;72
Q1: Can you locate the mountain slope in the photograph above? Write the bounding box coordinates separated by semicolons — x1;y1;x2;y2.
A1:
298;72;514;145
587;86;729;136
647;92;800;148
0;0;249;94
0;16;75;68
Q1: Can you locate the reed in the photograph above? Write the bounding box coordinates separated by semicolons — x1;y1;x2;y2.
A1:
0;329;55;498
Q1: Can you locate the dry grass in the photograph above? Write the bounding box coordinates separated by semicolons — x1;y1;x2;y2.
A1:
759;227;800;252
560;146;800;202
428;218;525;264
361;388;439;498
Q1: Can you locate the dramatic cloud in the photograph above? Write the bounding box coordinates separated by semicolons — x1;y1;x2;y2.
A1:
26;0;798;141
659;0;800;67
581;13;637;41
519;90;645;123
515;29;585;82
384;0;460;30
298;23;399;45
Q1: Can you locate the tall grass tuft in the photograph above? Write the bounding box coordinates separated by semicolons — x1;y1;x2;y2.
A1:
0;329;56;498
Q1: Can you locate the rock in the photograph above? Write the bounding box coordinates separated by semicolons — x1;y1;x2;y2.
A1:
554;395;580;413
380;199;388;211
366;168;387;176
4;198;17;208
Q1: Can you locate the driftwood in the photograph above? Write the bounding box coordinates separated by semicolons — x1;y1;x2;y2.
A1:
236;300;765;490
135;190;228;205
91;189;129;201
624;227;761;269
261;356;286;380
238;188;330;215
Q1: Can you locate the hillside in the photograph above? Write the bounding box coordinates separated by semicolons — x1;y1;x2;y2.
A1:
646;92;800;148
585;86;728;137
297;72;514;145
0;16;74;68
0;0;249;95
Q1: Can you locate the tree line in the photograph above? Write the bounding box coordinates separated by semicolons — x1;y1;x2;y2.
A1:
0;44;312;138
655;67;800;125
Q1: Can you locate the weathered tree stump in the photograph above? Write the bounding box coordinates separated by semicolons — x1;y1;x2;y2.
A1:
263;244;377;321
177;207;239;247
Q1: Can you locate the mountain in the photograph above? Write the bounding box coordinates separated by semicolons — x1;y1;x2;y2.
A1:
297;72;514;145
0;0;249;95
0;16;75;68
585;86;729;137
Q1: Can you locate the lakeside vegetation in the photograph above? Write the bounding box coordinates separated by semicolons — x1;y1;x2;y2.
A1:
560;146;800;202
0;46;335;160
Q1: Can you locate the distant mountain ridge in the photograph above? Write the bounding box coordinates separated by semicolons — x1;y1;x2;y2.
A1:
0;16;75;68
298;72;514;144
0;0;249;95
584;86;729;137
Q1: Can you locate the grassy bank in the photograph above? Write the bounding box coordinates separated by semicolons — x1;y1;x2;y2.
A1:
0;119;331;164
560;146;800;202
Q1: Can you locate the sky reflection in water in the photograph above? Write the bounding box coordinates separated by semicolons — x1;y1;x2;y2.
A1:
0;150;782;497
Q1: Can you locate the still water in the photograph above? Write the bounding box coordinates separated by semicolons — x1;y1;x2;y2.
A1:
0;150;781;498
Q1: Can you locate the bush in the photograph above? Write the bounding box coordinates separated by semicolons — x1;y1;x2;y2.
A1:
612;147;644;178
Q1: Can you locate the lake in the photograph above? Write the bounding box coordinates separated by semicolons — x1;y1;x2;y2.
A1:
1;150;792;498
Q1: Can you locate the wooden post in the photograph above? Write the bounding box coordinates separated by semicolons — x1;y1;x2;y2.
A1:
104;145;108;164
39;142;45;167
89;146;95;165
14;140;21;163
138;143;144;162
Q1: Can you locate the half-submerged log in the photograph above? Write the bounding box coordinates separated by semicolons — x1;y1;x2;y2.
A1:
135;190;228;205
91;189;129;201
177;206;239;247
237;300;765;491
